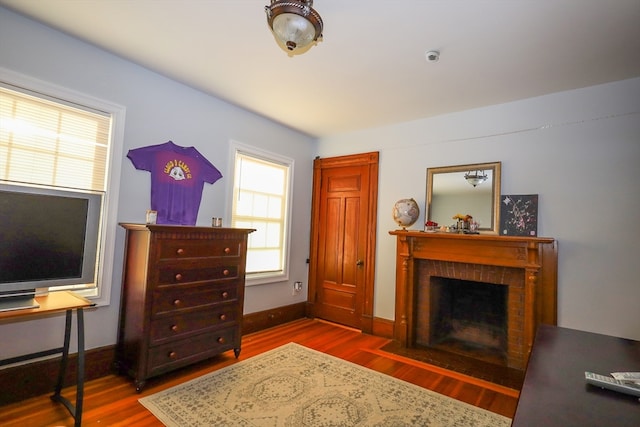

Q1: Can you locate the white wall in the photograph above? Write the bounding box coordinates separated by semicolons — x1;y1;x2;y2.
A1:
0;8;314;360
316;77;640;341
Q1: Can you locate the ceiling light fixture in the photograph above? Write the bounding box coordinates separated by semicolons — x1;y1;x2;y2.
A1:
464;170;488;187
265;0;323;53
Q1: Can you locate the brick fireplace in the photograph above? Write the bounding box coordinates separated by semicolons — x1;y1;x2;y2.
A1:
389;231;557;370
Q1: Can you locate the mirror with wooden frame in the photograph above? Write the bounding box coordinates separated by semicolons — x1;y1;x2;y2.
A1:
425;162;501;233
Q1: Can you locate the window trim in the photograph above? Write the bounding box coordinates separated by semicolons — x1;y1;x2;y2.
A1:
0;66;126;307
227;140;294;286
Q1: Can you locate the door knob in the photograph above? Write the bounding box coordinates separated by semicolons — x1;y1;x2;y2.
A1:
356;259;364;266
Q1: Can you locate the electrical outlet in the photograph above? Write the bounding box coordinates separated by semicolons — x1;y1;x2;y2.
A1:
293;281;303;295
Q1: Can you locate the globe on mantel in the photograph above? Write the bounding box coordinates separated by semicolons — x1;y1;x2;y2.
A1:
392;198;420;229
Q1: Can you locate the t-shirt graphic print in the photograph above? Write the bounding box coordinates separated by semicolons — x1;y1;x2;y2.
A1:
127;141;222;225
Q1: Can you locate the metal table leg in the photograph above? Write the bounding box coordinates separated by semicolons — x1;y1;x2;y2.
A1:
51;308;85;427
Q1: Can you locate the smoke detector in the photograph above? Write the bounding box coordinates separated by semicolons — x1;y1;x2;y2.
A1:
425;50;440;62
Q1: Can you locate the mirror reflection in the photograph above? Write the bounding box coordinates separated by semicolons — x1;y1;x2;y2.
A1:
426;162;501;233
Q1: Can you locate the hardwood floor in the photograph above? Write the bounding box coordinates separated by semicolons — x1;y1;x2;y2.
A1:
0;318;519;426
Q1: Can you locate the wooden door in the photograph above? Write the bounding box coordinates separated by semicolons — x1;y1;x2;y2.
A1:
308;152;378;332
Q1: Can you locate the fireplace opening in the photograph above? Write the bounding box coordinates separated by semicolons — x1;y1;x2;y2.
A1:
421;277;508;365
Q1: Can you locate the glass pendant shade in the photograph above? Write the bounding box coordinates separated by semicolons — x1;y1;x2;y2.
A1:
272;13;316;50
464;171;488;187
265;1;323;52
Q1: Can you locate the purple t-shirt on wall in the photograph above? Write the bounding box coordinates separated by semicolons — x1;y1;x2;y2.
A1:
127;140;222;225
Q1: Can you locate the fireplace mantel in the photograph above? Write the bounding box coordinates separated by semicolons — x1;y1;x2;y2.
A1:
389;230;557;369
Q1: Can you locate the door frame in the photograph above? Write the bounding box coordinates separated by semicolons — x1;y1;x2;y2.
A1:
307;152;379;334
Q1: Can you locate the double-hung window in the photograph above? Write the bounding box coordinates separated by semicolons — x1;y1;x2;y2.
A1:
230;143;293;285
0;78;120;303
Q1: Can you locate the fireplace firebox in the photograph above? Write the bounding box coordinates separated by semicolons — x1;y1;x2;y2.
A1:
420;276;508;364
390;231;557;370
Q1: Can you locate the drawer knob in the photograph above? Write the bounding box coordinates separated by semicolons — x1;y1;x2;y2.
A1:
221;291;229;299
175;273;183;281
168;351;177;359
176;248;185;255
219;314;227;321
170;324;179;332
173;299;182;306
224;247;231;254
223;269;230;276
217;337;225;344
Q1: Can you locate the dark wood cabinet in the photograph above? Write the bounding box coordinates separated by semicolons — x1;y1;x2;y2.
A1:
116;223;253;391
512;325;640;426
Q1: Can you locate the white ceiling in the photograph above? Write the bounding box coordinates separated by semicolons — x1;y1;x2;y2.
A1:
2;0;640;138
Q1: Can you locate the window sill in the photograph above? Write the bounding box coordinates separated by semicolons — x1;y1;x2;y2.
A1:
245;272;289;287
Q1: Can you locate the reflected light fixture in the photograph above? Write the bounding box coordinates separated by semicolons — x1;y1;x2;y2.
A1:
464;170;488;187
265;0;323;52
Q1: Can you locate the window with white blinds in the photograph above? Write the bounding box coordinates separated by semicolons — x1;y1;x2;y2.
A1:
0;83;112;292
0;85;110;192
231;147;293;284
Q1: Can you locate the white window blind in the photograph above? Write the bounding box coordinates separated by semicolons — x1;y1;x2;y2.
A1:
231;151;291;280
0;83;112;292
0;84;110;192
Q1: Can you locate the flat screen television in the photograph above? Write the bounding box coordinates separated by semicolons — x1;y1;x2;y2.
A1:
0;183;102;312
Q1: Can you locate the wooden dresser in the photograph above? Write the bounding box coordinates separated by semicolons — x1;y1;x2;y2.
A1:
117;223;254;391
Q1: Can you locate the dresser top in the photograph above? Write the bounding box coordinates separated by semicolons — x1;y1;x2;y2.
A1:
120;223;255;234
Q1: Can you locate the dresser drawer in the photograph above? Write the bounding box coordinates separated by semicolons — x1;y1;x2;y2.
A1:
157;238;242;260
158;264;239;285
147;327;238;377
149;304;238;344
152;283;238;316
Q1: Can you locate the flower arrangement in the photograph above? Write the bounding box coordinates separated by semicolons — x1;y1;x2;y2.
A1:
425;220;439;231
452;213;473;222
452;213;474;231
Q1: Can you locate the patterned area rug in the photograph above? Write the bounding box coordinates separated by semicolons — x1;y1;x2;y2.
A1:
139;343;511;426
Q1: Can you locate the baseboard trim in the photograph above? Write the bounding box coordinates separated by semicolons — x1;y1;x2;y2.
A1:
1;305;392;405
0;345;115;406
242;302;307;335
372;316;395;339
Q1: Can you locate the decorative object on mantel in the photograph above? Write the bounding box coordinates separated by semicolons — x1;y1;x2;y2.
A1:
453;213;471;229
500;194;539;236
393;198;420;229
451;213;480;233
425;220;439;232
265;0;323;53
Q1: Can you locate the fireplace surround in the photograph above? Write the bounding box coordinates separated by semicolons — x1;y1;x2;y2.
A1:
389;231;557;370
